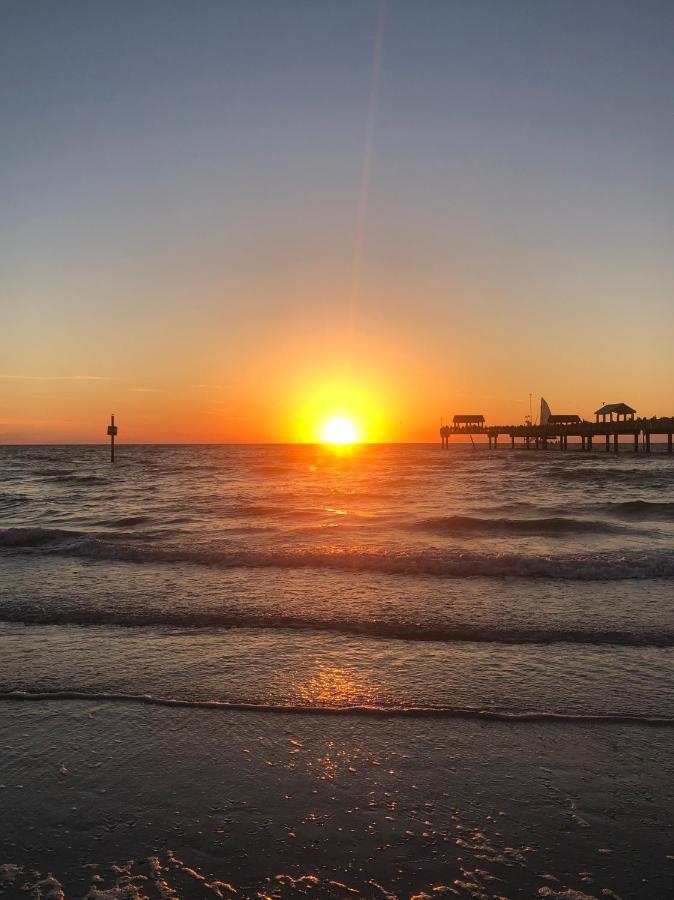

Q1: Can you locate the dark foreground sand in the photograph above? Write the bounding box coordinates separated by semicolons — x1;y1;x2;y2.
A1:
0;701;672;899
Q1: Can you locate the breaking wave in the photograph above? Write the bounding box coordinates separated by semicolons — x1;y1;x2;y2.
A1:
410;515;629;536
0;527;81;547
1;690;672;725
603;500;674;520
0;605;671;646
0;527;159;547
2;527;674;579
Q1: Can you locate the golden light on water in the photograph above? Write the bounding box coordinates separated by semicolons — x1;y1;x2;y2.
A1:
321;415;360;445
298;665;373;707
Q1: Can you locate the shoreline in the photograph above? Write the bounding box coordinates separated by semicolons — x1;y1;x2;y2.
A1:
2;691;674;726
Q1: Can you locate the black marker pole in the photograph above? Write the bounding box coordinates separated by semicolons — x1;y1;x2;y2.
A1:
107;414;118;463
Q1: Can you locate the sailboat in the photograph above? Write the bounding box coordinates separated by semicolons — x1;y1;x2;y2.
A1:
540;397;559;445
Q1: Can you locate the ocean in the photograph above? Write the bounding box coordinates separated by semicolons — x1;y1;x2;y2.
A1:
1;443;673;898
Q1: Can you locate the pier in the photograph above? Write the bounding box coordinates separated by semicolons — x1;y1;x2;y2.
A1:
444;404;674;453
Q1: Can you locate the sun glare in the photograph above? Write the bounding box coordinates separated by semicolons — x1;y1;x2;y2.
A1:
321;415;359;445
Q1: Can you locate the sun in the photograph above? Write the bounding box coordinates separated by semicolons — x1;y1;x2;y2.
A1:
321;415;360;445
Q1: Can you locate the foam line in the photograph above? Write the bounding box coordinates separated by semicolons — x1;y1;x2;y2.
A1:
1;691;672;726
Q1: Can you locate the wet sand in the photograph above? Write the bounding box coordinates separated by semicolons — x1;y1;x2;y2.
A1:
1;700;672;898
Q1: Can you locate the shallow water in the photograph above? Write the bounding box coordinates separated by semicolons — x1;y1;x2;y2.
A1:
1;443;673;896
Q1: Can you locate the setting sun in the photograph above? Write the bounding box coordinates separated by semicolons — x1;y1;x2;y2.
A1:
321;416;360;445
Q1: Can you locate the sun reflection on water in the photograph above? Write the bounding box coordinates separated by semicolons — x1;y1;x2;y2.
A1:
297;664;376;708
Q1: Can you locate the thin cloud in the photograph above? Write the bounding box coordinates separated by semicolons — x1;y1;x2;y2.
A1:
0;374;111;381
129;387;160;393
0;417;50;426
208;408;247;420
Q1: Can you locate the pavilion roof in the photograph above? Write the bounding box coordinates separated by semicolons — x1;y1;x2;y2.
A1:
452;414;485;423
548;414;582;424
594;403;636;415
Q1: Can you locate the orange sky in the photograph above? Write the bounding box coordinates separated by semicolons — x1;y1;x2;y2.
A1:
3;3;673;443
3;306;674;444
3;246;673;443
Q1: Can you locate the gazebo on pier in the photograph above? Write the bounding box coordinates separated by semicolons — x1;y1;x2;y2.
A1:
452;414;485;430
595;403;636;423
548;414;582;425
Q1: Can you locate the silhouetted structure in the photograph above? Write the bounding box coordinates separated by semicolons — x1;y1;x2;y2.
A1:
444;403;673;453
452;415;485;431
595;403;636;423
439;425;450;448
548;414;582;425
107;414;118;463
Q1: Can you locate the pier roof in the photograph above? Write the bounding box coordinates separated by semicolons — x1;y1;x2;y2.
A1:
548;414;582;424
595;403;636;416
452;414;485;424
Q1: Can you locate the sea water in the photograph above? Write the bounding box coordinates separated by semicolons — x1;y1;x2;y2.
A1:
0;443;673;897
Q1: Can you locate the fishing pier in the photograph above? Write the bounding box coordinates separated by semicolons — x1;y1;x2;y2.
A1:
443;404;674;453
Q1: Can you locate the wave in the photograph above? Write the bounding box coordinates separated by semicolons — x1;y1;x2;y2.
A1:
227;504;321;519
0;527;81;547
0;493;31;507
1;690;672;725
603;500;674;521
552;467;672;487
1;606;671;646
0;527;157;547
93;515;153;528
44;473;108;484
3;527;674;579
411;515;628;536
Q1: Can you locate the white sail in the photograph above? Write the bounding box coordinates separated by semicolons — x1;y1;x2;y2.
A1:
540;397;551;425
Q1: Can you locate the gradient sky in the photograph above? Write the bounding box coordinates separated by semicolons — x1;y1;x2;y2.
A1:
2;0;673;442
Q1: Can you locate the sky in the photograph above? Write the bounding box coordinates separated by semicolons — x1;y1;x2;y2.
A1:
2;0;673;443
